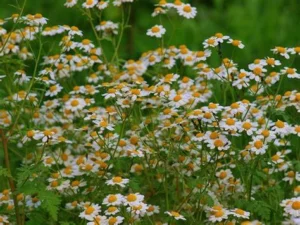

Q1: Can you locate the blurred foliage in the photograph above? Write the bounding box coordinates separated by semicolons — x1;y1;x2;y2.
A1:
1;0;300;67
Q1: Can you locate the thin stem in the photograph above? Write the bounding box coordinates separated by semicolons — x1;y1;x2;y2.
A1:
1;129;22;225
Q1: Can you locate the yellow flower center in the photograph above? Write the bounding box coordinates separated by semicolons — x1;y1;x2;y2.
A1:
235;209;245;215
207;38;215;45
266;58;275;65
108;206;117;212
86;0;94;6
286;68;295;74
27;130;35;137
127;194;137;202
71;99;79;107
108;195;117;203
253;67;262;75
112;176;123;183
275;120;284;128
82;39;91;45
254;140;263;149
173;95;182;102
231;102;239;109
183;5;192;13
208;103;217;109
151;26;160;33
287;171;295;178
271;154;280;161
219;171;227;179
214;210;224;217
232;40;240;46
170;211;180;217
292;201;300;210
226;118;235;126
85;206;95;215
214;139;224;147
243;122;252;130
276;47;286;53
71;180;80;187
108;217;117;225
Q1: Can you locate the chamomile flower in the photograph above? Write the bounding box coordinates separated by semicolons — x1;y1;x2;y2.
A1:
230;208;250;219
103;194;124;206
271;120;292;137
82;0;98;8
97;1;109;10
64;0;78;7
78;39;95;52
281;67;300;79
124;193;144;206
67;26;83;36
271;46;290;59
86;216;108;225
209;206;230;222
107;216;124;225
214;33;230;43
228;39;245;49
45;83;63;97
105;206;120;215
65;97;86;112
79;204;101;221
0;215;9;224
152;7;166;17
216;169;233;182
105;176;129;187
281;197;300;218
146;25;166;38
265;57;281;67
249;138;268;155
146;205;160;216
203;37;218;48
177;4;197;19
165;211;186;220
168;90;191;108
283;171;300;185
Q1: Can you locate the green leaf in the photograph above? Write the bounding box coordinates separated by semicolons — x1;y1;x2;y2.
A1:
20;182;61;221
17;164;61;221
16;163;46;188
0;166;12;178
40;189;61;221
25;210;46;225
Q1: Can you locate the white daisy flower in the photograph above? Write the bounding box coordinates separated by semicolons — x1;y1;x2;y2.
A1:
79;204;101;221
82;0;98;8
230;208;250;219
228;39;244;49
165;211;186;220
146;25;166;38
124;193;144;206
107;216;124;225
177;4;197;19
103;194;124;206
271;46;290;59
281;67;300;79
64;0;78;7
105;176;129;187
45;83;63;97
65;97;86;112
97;1;109;10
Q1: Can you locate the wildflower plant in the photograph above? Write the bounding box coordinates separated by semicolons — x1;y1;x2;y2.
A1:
0;0;299;225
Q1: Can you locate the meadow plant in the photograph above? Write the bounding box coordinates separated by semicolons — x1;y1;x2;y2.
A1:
0;0;300;224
